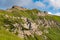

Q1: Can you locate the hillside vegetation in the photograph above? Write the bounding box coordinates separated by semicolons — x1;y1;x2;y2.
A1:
0;6;60;40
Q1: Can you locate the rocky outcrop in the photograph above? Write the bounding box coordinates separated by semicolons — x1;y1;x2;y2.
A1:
6;6;27;12
37;11;48;16
4;14;59;38
12;6;27;10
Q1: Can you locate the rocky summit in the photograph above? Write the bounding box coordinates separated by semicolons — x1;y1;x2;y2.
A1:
0;6;60;40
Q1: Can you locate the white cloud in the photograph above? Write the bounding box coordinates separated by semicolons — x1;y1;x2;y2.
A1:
34;1;45;8
49;0;60;9
13;0;33;6
7;0;45;9
43;0;60;9
14;0;46;9
48;12;60;16
54;13;60;16
48;12;52;14
0;0;46;10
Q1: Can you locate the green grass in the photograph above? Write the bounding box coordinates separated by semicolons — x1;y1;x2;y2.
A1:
46;27;60;40
0;29;23;40
52;16;60;22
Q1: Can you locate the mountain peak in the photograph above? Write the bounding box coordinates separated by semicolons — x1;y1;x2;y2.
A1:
12;6;22;8
12;6;27;10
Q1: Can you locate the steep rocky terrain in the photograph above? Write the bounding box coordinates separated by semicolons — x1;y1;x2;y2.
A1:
0;6;60;40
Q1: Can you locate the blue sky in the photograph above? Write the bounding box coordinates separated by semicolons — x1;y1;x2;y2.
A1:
0;0;60;16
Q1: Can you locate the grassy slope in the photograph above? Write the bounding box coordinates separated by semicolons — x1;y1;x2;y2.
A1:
46;27;60;40
0;10;23;40
0;9;60;40
0;29;22;40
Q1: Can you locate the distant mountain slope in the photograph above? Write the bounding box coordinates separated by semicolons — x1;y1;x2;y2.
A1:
0;6;60;40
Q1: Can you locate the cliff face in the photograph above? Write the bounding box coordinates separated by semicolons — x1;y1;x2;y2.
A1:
0;6;60;40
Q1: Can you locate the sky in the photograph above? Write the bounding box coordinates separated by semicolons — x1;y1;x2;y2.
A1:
0;0;60;16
